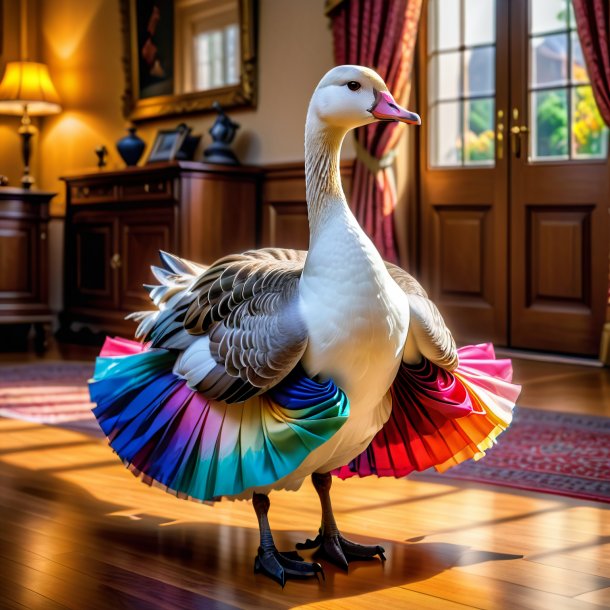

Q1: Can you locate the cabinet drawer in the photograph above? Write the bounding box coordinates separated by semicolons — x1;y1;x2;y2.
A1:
71;183;118;204
121;179;174;201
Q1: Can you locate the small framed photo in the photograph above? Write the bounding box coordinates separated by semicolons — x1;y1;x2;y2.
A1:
146;127;188;163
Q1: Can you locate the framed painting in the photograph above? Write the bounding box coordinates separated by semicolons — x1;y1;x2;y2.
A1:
120;0;258;122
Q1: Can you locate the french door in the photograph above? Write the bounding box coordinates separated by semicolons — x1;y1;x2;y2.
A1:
419;0;609;356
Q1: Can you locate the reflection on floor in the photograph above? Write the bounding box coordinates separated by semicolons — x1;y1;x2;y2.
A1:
1;344;609;609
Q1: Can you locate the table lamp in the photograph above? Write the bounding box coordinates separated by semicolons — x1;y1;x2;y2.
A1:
0;61;61;189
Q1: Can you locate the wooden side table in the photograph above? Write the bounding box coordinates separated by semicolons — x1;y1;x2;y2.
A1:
0;187;55;351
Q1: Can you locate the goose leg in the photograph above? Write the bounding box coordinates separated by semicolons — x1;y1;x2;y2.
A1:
252;492;323;586
296;472;386;570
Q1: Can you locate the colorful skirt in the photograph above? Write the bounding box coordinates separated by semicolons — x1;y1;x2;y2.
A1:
89;338;520;501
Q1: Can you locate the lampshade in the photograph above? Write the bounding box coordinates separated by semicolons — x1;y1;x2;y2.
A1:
0;61;61;115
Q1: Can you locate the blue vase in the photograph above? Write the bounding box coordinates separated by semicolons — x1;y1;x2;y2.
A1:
116;127;145;166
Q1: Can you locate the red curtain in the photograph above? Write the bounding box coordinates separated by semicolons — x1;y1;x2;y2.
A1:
573;0;610;126
572;1;610;317
329;0;423;263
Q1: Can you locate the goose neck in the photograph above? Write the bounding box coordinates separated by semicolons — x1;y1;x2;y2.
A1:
304;119;349;238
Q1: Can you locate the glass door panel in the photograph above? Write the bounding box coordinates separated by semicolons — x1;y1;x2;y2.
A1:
427;0;497;167
528;0;608;161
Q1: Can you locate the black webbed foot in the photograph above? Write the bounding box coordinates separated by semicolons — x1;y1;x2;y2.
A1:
297;529;386;571
253;545;324;587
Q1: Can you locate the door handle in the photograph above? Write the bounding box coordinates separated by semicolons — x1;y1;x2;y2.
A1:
511;108;529;159
496;110;505;160
110;253;122;270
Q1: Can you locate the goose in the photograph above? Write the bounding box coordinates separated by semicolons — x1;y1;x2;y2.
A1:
89;65;520;586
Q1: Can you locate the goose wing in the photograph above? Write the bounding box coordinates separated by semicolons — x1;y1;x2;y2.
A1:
385;262;458;371
132;248;308;403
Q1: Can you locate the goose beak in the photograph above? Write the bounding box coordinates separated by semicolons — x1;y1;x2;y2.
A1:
370;91;421;125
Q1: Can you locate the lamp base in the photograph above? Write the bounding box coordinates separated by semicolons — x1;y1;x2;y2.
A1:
18;107;36;190
21;174;35;190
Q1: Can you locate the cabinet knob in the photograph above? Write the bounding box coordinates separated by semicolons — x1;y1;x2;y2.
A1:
40;231;47;240
110;253;122;270
82;186;90;197
144;183;150;193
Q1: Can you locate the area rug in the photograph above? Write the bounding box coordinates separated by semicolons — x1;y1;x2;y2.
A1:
428;407;610;504
1;364;609;503
0;362;95;423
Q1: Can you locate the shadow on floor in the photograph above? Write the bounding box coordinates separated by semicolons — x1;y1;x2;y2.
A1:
0;458;524;610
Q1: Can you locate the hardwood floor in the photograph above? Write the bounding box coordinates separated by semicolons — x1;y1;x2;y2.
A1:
0;343;609;609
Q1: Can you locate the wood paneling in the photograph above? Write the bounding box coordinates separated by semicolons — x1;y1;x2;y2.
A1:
436;207;487;297
264;202;310;250
527;207;591;307
180;174;259;264
261;161;353;250
426;204;500;343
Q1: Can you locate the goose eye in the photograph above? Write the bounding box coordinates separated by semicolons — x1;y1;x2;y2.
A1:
346;81;361;91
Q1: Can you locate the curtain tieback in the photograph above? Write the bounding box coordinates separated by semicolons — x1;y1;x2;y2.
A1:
354;139;397;175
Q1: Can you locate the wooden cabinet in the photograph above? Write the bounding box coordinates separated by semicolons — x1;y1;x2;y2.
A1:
62;162;262;336
0;188;54;350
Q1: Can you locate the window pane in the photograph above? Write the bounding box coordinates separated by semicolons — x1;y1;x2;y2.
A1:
465;0;495;46
571;33;589;84
465;46;494;97
436;51;462;100
430;101;462;166
531;88;568;159
436;0;461;51
225;24;240;85
531;0;568;35
572;86;609;159
530;34;568;87
465;98;495;165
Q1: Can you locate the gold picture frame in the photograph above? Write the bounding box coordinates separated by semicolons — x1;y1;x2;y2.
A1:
119;0;258;123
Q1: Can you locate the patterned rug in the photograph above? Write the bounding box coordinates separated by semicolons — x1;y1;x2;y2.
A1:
432;407;610;504
1;363;608;503
0;362;95;423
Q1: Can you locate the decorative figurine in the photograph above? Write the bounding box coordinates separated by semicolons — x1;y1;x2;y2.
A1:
95;145;108;168
116;126;146;166
89;66;520;586
203;102;240;164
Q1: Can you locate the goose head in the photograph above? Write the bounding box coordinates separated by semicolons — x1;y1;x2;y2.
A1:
307;65;421;133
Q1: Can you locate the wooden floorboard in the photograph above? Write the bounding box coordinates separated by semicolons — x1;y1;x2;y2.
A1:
0;416;608;609
1;349;609;608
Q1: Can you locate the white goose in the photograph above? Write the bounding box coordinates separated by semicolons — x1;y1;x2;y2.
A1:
90;65;518;586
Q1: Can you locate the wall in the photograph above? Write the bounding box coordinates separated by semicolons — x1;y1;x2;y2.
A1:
37;0;349;214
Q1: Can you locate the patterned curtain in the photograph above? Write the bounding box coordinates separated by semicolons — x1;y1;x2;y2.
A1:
572;0;610;126
327;0;423;263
